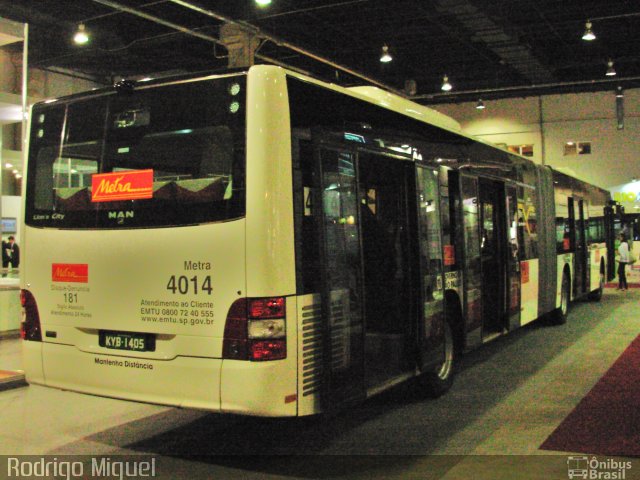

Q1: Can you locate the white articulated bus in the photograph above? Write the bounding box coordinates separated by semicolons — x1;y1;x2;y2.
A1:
21;65;615;416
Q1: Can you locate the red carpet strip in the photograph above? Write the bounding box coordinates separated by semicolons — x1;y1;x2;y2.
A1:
540;335;640;456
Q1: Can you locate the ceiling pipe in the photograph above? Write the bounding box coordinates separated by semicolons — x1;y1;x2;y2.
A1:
166;0;405;95
90;0;404;95
91;0;226;47
89;0;323;82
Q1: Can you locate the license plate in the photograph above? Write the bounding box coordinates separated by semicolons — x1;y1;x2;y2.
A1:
99;331;155;352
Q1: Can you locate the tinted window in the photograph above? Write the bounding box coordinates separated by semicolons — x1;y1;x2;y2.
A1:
26;76;246;229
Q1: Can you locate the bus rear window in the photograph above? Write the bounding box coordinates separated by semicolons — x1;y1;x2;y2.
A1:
26;76;246;229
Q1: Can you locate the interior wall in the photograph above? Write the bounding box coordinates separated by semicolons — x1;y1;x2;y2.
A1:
27;67;103;99
0;48;17;92
432;89;640;189
1;195;20;244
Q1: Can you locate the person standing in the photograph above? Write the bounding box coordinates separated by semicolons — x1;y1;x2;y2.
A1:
618;233;629;291
1;238;9;276
5;236;20;269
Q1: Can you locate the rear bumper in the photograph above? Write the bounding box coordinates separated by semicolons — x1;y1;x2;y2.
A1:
31;342;221;410
23;341;299;416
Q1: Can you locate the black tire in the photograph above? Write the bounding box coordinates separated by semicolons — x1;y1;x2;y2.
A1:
588;267;605;302
418;321;455;397
551;272;570;325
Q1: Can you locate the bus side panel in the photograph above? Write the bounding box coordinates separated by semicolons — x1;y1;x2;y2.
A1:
245;66;296;297
40;343;222;409
519;259;539;326
536;165;558;315
590;246;606;291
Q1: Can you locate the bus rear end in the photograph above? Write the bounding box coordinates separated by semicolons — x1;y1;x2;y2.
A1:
21;70;299;415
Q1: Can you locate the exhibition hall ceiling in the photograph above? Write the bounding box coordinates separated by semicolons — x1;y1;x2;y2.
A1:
0;0;639;103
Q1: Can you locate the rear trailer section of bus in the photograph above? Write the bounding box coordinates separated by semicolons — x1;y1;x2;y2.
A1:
20;70;299;416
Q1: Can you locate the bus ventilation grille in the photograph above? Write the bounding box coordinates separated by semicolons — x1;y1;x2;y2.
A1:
301;303;322;397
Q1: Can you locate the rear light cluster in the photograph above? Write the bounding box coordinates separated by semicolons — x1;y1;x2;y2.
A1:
223;297;286;361
20;289;42;342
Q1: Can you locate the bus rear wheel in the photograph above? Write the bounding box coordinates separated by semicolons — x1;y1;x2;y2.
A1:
419;321;455;397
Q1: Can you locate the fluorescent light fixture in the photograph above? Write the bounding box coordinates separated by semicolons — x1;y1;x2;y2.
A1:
441;75;452;91
255;0;272;6
606;60;616;76
74;23;89;45
582;20;596;41
380;45;392;63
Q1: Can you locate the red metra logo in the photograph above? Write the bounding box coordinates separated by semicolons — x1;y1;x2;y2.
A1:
52;263;89;283
91;169;154;202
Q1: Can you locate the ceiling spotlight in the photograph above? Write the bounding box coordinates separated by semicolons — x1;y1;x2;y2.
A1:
476;99;486;110
606;59;616;76
582;20;596;41
441;75;452;92
255;0;272;5
616;86;624;98
380;45;392;63
73;23;89;45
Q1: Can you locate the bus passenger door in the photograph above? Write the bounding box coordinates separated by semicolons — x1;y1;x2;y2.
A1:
459;175;482;348
479;179;507;338
568;197;584;296
313;145;366;411
415;166;445;370
506;186;521;329
574;200;589;295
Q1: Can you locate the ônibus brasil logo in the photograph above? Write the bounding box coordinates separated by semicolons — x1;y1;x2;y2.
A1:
567;456;632;479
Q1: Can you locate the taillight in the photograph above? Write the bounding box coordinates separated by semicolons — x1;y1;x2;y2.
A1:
222;298;249;360
223;297;286;361
248;297;285;319
20;289;42;342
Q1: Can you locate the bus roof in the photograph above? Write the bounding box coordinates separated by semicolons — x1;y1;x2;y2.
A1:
346;86;463;134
